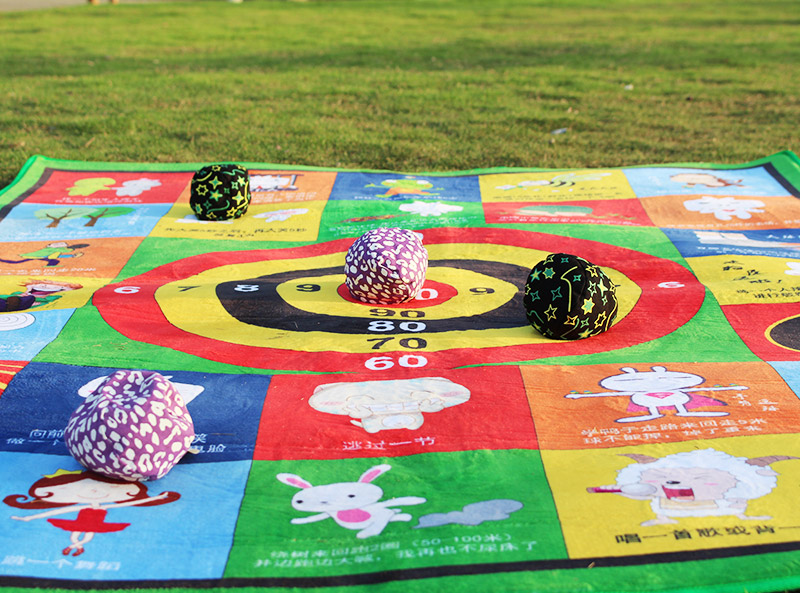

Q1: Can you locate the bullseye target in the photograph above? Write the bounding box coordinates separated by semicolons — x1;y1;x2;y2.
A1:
0;313;35;332
94;228;704;372
767;314;800;352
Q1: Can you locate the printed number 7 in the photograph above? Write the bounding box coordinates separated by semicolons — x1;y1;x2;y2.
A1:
367;337;394;350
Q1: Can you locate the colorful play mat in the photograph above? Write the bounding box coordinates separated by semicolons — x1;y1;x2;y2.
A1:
2;151;800;593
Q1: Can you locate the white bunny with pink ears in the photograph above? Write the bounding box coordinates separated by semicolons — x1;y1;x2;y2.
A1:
276;464;426;539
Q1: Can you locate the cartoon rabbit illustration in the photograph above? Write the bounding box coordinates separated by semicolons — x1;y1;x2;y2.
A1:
565;366;745;423
276;464;426;538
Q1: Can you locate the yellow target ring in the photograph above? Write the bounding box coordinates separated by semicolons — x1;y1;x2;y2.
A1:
276;267;514;320
156;243;639;354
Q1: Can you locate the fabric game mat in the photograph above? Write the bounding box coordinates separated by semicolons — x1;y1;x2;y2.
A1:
2;152;800;593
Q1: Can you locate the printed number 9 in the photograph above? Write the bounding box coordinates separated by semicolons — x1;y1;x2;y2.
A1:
296;284;321;292
369;308;426;318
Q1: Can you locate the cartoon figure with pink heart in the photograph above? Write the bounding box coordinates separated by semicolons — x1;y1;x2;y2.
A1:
565;366;747;423
276;464;426;539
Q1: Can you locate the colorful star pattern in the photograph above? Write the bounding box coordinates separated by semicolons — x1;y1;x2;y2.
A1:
190;164;251;221
522;252;618;341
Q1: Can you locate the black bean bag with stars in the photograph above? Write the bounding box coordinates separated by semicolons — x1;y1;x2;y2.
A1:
523;253;618;340
190;164;251;221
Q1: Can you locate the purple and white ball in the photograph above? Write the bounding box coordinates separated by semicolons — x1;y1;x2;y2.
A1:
345;228;428;305
65;370;195;481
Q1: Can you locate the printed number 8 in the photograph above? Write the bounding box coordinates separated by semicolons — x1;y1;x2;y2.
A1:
368;320;426;332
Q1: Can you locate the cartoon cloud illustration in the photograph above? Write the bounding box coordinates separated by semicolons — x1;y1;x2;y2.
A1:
309;377;470;433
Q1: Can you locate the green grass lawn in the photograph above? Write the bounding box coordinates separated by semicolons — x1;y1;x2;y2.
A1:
0;0;798;185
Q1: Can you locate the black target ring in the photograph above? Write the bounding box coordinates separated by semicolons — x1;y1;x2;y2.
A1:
216;259;528;334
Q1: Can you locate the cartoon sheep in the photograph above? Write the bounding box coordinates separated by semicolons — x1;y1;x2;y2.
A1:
276;464;426;538
589;449;797;526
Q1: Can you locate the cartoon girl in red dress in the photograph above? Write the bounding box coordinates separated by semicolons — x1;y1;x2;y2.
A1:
4;469;180;557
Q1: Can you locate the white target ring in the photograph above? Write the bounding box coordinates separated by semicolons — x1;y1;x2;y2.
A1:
0;313;35;332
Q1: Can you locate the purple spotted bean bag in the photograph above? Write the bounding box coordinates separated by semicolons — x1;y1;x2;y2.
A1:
65;370;195;481
344;228;428;304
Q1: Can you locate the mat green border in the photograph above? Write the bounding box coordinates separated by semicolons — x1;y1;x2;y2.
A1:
2;151;798;209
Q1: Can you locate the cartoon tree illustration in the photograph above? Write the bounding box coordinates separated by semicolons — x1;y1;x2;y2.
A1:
34;206;135;228
35;208;84;229
81;206;134;227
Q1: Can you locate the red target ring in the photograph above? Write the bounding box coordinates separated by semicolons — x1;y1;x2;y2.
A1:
94;228;705;372
336;279;457;308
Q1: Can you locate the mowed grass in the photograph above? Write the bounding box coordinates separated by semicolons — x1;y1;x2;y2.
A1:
0;0;798;185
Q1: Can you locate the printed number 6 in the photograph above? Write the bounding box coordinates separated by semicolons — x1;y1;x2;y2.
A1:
365;354;428;371
365;356;394;370
114;286;140;294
